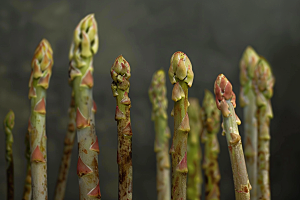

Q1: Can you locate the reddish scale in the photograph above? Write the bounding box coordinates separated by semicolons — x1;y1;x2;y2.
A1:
76;108;89;129
176;152;188;172
34;98;46;114
81;70;94;88
177;113;190;132
115;106;125;120
122;122;132;136
37;73;50;88
31;145;45;162
77;157;93;177
90;137;99;153
87;182;101;198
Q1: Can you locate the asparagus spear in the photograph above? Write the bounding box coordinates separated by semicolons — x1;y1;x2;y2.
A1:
187;98;203;200
28;39;53;199
4;110;15;200
111;55;133;200
202;90;221;200
239;46;260;200
149;70;171;200
252;58;274;200
22;122;32;200
54;94;76;200
69;14;101;199
168;51;194;200
214;74;251;200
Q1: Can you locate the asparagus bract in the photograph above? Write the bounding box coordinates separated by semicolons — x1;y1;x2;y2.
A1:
168;51;194;200
22;123;32;200
149;70;171;200
214;74;251;200
4;110;15;200
187;98;203;200
28;39;53;199
69;14;101;199
239;46;259;200
202;90;221;200
111;55;133;200
252;58;274;200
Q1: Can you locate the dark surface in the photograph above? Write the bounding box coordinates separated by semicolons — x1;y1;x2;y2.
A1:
0;0;299;199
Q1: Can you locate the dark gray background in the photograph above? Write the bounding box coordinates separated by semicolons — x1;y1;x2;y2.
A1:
0;0;299;199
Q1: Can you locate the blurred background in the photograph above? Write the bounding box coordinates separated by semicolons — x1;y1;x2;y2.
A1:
0;0;299;199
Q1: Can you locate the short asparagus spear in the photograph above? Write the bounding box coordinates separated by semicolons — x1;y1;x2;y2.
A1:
187;98;203;200
22;123;32;200
239;46;260;200
202;90;221;200
252;58;274;200
149;70;171;200
69;14;101;199
4;110;15;200
168;51;194;200
214;74;251;200
28;39;53;199
111;55;133;200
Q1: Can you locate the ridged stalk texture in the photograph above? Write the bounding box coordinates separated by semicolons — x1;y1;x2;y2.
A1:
111;55;133;200
149;70;171;200
69;14;101;199
54;95;76;200
239;46;260;200
253;58;274;200
4;110;15;200
214;74;251;200
168;51;194;200
187;98;203;200
28;39;53;199
201;90;221;200
22;125;32;200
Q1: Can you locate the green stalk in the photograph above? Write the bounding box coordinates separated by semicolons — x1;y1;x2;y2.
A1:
239;46;260;200
111;55;133;200
202;90;221;200
187;98;203;200
252;58;274;200
4;110;15;200
149;70;171;200
168;51;194;200
28;39;53;199
214;74;251;200
69;14;101;199
22;125;32;200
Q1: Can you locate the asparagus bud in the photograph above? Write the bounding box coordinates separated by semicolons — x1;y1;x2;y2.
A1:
149;70;171;200
111;55;133;200
214;74;251;200
168;51;194;200
4;110;15;200
22;122;32;200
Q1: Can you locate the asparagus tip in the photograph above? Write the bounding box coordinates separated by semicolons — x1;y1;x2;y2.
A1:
4;110;15;129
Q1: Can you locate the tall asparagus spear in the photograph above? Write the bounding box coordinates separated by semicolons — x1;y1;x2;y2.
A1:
4;110;15;200
187;98;203;200
54;94;76;200
69;14;101;199
111;55;133;200
239;46;260;200
252;58;274;200
202;90;221;200
22;124;32;200
149;70;171;200
214;74;251;200
168;51;194;200
28;39;53;199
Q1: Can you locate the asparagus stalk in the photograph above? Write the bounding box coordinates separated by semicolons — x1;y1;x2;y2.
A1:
149;70;171;200
4;110;15;200
187;98;203;200
252;58;274;200
239;46;260;200
168;51;194;200
54;94;76;200
111;55;133;200
214;74;251;200
22;123;32;200
202;90;221;200
28;39;53;199
69;14;101;199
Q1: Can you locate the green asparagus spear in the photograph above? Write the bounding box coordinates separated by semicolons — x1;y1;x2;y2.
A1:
202;90;221;200
239;46;260;200
4;110;15;200
252;58;274;200
28;39;53;199
111;55;133;200
22;122;32;200
168;51;194;200
69;14;101;199
149;69;171;200
187;98;203;200
214;74;251;200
